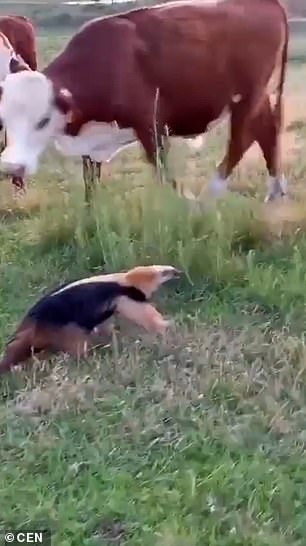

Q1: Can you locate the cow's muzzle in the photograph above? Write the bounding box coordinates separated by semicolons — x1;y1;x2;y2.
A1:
0;160;25;178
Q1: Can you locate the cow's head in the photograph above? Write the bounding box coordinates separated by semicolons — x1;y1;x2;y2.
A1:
0;71;76;176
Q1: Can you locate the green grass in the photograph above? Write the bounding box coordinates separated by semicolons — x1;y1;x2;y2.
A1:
1;31;306;546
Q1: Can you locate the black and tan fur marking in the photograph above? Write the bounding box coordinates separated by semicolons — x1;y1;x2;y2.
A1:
0;265;180;374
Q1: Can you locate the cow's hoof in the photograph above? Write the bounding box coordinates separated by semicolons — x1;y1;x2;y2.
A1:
264;191;287;204
265;175;288;203
207;174;228;198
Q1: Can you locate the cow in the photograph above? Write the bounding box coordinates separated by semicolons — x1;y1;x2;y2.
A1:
0;16;37;72
0;32;17;81
0;29;32;194
0;0;289;203
0;15;37;194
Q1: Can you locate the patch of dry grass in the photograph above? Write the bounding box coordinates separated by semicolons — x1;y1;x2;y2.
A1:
9;323;306;434
2;323;306;544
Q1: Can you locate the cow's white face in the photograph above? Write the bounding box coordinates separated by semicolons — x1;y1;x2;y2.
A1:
0;71;71;176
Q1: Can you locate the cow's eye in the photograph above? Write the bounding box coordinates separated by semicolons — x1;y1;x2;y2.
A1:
36;116;50;130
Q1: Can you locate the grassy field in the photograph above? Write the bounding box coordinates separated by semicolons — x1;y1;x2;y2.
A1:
1;29;306;546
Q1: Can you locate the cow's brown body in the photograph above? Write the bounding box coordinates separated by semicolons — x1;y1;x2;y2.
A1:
0;16;37;193
41;0;288;199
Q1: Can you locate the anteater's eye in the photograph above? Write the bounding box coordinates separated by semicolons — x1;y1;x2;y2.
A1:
36;116;50;130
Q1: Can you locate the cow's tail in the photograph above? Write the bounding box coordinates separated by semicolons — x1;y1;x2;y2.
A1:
274;0;289;133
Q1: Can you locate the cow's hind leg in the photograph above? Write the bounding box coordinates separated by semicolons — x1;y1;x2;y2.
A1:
207;95;287;202
82;155;102;203
207;98;257;197
251;95;287;202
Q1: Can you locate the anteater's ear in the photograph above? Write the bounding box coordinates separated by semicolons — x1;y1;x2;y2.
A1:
54;87;82;130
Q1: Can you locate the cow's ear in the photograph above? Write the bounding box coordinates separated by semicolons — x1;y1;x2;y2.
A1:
54;88;77;122
9;56;30;74
54;88;72;114
54;87;82;131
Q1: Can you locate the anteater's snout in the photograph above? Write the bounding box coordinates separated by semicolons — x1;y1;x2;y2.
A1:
160;266;182;280
172;268;182;278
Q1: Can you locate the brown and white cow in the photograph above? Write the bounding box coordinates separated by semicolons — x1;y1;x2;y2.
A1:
0;32;17;81
0;29;32;193
0;0;289;202
0;15;37;193
0;16;37;72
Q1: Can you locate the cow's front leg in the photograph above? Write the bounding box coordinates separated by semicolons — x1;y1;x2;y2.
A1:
154;125;179;190
159;130;179;190
135;125;179;192
0;132;26;195
0;141;6;183
0;126;7;154
0;128;6;176
82;155;102;203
